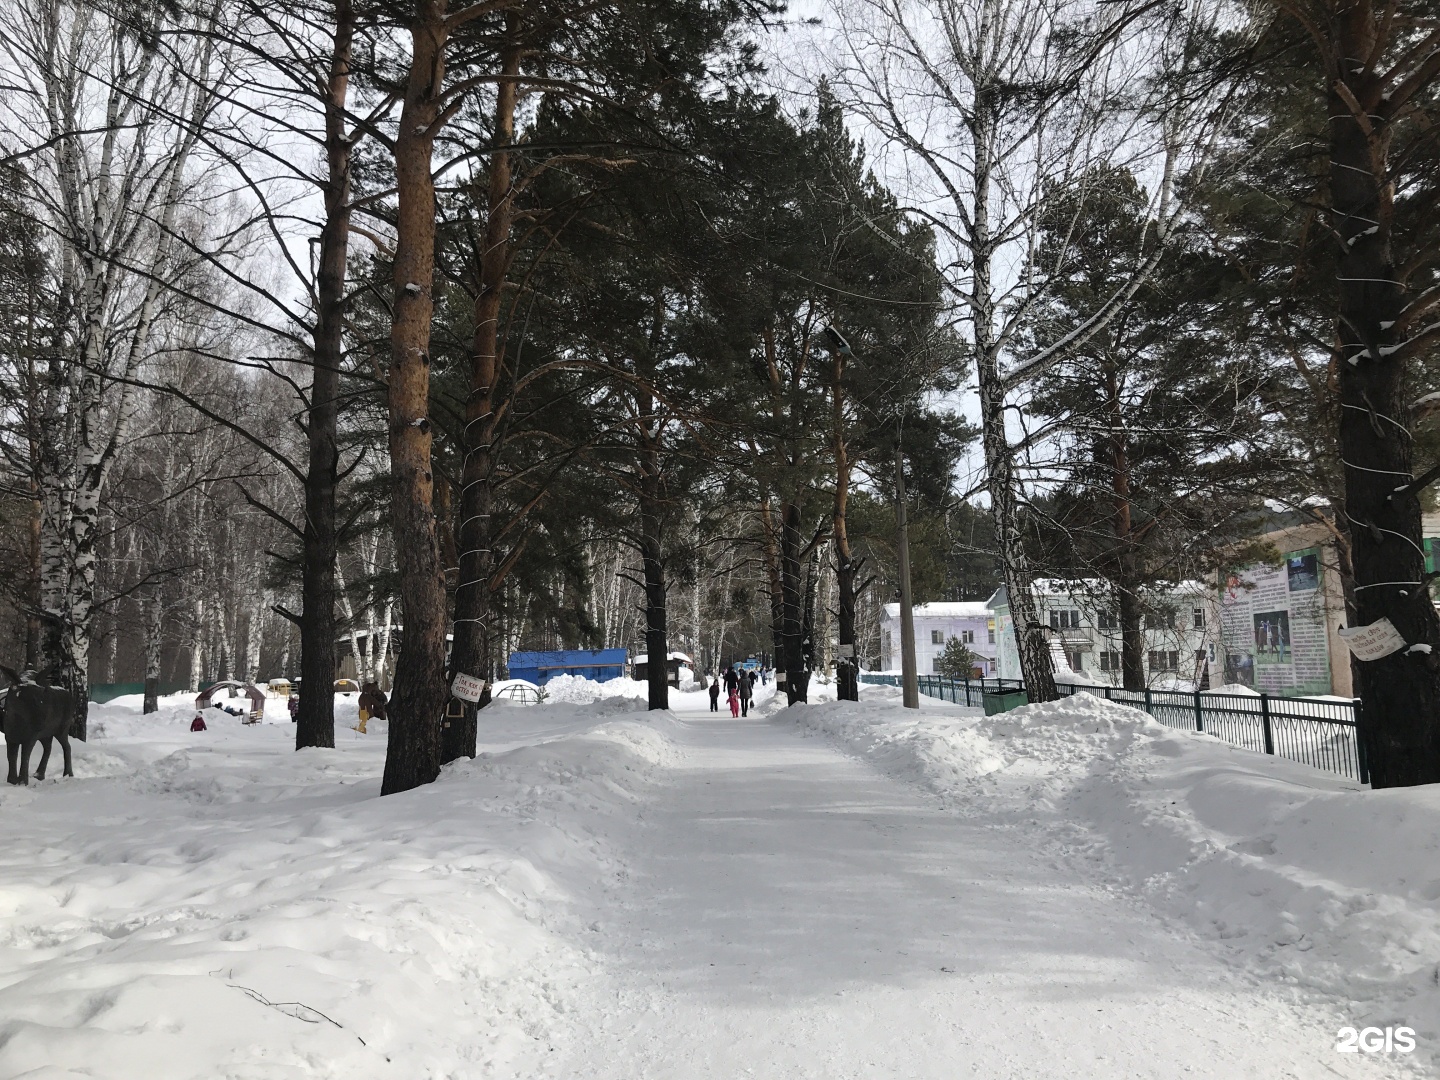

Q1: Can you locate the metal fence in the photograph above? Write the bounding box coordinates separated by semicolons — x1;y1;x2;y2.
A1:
860;673;1369;784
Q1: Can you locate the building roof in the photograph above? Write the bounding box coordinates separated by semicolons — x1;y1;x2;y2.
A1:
1030;578;1211;599
509;649;628;670
631;652;693;665
881;601;991;620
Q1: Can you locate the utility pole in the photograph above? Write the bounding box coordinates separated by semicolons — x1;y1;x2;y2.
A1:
894;429;919;709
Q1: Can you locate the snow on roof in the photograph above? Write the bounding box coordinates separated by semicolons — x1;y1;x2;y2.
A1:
1031;579;1211;599
882;601;991;620
631;652;693;665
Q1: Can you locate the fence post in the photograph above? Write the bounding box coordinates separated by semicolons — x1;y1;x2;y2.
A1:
1105;685;1113;701
1143;686;1153;718
1261;692;1275;755
1193;690;1203;733
1354;697;1369;785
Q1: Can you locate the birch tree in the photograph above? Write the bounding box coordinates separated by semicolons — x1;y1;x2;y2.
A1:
0;0;223;734
829;0;1222;699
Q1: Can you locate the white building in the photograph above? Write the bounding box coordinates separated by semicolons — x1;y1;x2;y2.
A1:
989;580;1218;687
879;601;998;677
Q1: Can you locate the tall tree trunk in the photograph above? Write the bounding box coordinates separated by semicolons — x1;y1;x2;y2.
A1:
295;0;354;750
1326;10;1440;788
1103;369;1145;690
189;593;205;692
448;14;522;762
383;0;451;794
25;488;42;672
143;587;162;713
831;349;858;701
779;501;809;704
639;447;669;711
641;526;670;710
758;493;784;677
970;96;1054;701
37;385;71;687
377;597;394;689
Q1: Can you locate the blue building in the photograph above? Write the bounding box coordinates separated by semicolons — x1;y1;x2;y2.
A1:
508;649;628;685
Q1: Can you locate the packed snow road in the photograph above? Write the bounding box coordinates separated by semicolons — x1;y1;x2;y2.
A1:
541;707;1409;1079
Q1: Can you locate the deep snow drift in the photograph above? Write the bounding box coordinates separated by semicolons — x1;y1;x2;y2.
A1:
0;681;1431;1077
786;687;1440;1066
0;690;672;1078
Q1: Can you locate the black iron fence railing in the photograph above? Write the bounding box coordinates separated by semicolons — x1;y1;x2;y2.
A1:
856;673;1368;785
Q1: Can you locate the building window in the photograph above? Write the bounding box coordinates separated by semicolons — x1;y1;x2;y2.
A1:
961;629;975;644
1099;650;1121;672
1050;609;1080;630
1097;610;1118;630
1192;607;1205;630
1065;648;1084;672
883;631;892;657
931;629;944;645
987;625;995;644
932;657;945;672
1149;650;1179;672
1145;608;1176;630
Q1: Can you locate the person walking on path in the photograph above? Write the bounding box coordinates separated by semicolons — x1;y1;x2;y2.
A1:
708;678;721;713
727;685;740;717
723;666;739;695
738;669;753;716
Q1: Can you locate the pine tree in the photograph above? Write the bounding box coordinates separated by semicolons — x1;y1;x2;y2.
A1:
1024;168;1290;690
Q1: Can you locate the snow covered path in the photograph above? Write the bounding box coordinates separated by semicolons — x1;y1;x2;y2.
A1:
2;690;1427;1078
542;709;1406;1079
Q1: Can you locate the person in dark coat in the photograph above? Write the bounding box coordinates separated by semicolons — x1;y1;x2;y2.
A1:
708;678;720;712
190;714;207;732
737;669;753;716
723;666;739;693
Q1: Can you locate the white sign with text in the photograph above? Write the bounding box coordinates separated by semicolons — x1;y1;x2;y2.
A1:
451;673;486;702
1338;618;1407;661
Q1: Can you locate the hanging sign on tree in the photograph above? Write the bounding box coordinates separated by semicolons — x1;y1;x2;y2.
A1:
1338;618;1407;661
451;673;486;702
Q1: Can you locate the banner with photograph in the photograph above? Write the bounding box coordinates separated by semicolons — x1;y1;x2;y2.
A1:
1219;547;1331;696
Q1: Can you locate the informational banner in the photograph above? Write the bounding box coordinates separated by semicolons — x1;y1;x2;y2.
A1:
1219;547;1332;696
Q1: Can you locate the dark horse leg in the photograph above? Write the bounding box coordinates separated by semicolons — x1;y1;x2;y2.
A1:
16;739;34;786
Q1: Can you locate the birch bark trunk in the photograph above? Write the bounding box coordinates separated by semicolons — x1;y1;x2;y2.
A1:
144;588;163;713
969;91;1056;702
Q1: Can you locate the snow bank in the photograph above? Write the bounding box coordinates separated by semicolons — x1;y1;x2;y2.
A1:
787;691;1440;1064
0;694;686;1079
540;673;648;706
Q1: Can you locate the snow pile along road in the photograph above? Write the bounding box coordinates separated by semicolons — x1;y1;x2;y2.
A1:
0;693;684;1080
788;690;1440;1066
